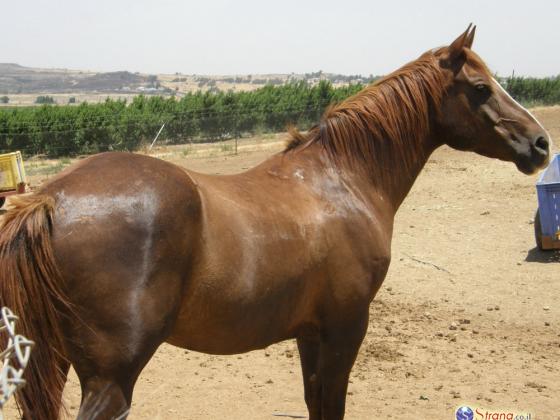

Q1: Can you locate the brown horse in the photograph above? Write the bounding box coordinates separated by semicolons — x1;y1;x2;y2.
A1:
0;26;551;420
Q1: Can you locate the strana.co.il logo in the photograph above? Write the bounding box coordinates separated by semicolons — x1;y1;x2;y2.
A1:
455;405;532;420
456;406;474;420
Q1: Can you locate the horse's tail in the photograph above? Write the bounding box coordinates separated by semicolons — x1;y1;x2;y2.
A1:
0;194;70;420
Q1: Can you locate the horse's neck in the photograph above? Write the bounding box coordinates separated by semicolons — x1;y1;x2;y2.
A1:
335;134;441;214
383;136;440;211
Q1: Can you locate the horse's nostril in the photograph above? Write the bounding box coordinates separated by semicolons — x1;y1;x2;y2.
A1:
535;136;549;153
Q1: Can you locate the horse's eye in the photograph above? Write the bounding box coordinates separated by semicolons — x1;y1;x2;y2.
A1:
475;83;490;93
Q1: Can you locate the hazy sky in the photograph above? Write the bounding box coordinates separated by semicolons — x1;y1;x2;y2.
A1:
1;0;558;77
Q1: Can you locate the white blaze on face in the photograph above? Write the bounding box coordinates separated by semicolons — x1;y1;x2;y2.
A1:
491;77;551;143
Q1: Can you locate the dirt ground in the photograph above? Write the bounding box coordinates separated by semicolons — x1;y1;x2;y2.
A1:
3;107;560;419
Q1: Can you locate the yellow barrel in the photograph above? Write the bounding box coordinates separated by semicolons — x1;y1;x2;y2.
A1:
0;151;27;192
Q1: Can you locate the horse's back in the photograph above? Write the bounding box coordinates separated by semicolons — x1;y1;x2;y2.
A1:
42;151;199;202
42;152;201;242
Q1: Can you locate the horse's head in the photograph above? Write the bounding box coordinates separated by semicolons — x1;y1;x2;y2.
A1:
434;25;550;174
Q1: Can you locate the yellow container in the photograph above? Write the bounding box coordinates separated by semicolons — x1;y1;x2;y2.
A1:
0;151;27;192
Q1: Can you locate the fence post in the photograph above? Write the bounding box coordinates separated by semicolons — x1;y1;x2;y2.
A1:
149;123;166;151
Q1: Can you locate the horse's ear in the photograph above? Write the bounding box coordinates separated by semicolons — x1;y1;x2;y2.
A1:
465;25;476;49
448;24;473;60
443;24;474;70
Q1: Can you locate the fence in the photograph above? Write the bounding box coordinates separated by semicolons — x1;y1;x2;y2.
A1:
0;307;33;420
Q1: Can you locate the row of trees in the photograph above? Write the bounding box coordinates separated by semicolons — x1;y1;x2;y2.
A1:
501;75;560;105
0;81;362;156
0;96;77;105
0;76;558;157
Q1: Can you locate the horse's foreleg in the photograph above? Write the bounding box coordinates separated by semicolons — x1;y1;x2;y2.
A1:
296;337;322;420
318;311;369;420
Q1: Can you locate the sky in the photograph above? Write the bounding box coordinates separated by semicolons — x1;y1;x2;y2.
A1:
1;0;558;77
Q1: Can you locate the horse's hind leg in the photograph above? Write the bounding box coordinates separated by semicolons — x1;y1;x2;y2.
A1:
297;337;322;420
64;271;185;419
68;295;177;420
70;306;172;420
77;378;131;420
71;328;162;420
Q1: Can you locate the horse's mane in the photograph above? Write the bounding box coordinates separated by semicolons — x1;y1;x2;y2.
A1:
285;50;448;183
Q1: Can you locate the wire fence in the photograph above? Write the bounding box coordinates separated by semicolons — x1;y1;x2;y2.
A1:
0;307;33;420
0;101;332;156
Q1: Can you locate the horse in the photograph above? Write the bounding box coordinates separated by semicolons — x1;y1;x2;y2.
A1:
0;25;551;420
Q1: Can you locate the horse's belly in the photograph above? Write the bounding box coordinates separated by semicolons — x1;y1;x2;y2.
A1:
165;275;321;354
165;307;310;354
166;323;296;355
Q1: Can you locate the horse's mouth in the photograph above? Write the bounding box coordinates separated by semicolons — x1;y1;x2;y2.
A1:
515;153;550;175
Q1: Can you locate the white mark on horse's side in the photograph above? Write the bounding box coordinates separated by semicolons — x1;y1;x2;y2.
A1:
55;191;158;228
294;168;305;180
308;169;376;222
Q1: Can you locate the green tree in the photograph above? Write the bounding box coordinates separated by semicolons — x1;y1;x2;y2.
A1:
35;96;55;104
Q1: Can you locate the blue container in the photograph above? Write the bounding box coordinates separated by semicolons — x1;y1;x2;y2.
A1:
536;154;560;243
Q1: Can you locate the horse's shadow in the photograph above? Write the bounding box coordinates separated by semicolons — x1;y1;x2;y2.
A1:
525;247;560;263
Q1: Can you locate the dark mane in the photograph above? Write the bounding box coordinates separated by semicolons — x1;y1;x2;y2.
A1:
285;51;448;183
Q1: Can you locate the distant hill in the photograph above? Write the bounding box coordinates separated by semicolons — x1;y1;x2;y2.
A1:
0;64;376;95
0;64;152;94
0;64;379;106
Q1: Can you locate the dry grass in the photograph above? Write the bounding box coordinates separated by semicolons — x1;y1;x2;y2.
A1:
22;132;288;189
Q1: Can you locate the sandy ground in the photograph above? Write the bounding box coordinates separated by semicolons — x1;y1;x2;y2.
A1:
3;107;560;419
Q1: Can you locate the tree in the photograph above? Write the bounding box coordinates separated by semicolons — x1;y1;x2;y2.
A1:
68;97;76;104
35;96;55;104
147;75;158;88
0;96;9;104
